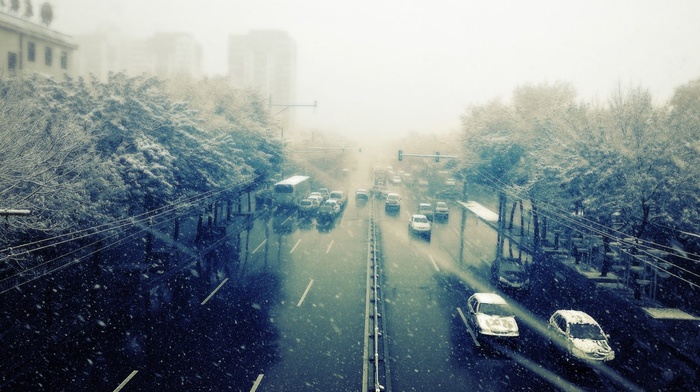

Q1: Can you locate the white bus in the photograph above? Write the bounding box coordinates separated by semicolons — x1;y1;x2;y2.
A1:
273;175;311;208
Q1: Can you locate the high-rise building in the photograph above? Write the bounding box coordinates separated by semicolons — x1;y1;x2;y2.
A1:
74;31;202;82
228;30;297;132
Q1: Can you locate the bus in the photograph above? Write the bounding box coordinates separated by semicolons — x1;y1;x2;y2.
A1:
273;175;311;208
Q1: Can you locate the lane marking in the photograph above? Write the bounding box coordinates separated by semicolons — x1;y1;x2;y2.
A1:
429;255;440;272
113;370;138;392
251;239;266;254
290;239;302;254
456;307;480;347
326;239;335;254
201;278;230;305
250;373;264;392
297;279;314;307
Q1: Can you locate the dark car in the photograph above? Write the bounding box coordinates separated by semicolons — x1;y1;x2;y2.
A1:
355;189;370;204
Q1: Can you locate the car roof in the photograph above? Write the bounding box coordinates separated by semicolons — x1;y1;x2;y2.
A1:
555;310;599;325
356;189;368;192
419;202;431;206
387;192;400;197
411;214;428;219
437;202;447;206
471;293;508;305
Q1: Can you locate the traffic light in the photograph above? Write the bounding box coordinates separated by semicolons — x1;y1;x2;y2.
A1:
435;151;440;162
398;149;403;161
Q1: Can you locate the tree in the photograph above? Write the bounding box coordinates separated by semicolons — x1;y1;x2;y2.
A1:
9;0;19;14
22;0;32;19
0;75;93;241
40;2;53;26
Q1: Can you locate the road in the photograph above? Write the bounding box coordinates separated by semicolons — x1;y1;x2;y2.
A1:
0;149;667;391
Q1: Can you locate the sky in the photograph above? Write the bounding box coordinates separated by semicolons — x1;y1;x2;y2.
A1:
48;0;700;142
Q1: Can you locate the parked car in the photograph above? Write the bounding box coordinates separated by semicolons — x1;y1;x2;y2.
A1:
385;192;401;213
435;201;449;221
408;214;432;240
418;202;434;221
466;293;519;345
355;189;370;204
547;310;615;362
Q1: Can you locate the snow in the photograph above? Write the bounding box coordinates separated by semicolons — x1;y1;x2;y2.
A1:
458;201;499;222
643;308;700;320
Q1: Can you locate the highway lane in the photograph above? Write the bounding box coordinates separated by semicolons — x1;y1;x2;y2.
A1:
377;186;573;391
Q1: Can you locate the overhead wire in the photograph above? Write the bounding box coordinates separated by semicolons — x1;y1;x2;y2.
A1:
0;176;259;293
469;167;700;285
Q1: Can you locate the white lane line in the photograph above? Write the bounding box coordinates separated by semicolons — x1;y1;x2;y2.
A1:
113;370;138;392
251;239;267;254
290;238;302;254
297;279;314;307
250;373;264;392
429;255;440;272
326;239;334;254
456;307;480;347
201;278;230;305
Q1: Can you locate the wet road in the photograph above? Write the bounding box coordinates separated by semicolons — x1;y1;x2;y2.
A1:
1;152;647;391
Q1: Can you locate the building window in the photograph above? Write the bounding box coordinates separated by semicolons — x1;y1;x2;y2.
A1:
45;47;52;66
28;42;36;62
8;52;17;72
60;51;67;69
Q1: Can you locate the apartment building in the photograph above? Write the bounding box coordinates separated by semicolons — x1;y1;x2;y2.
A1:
229;30;297;131
0;12;77;77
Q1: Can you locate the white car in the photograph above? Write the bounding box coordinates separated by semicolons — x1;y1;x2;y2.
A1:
408;214;431;240
385;192;401;213
466;293;519;344
548;310;615;362
418;202;434;221
435;201;449;221
392;175;402;185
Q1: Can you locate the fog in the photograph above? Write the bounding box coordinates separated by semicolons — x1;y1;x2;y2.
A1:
50;0;700;142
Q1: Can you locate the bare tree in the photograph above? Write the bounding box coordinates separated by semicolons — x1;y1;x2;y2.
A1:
9;0;19;14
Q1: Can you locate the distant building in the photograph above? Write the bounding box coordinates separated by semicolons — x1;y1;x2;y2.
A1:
228;30;297;131
74;31;202;82
0;12;78;77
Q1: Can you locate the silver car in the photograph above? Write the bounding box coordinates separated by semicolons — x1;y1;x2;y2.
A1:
548;310;615;362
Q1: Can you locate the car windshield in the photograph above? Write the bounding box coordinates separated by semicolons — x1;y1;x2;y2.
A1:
478;303;514;317
569;323;606;340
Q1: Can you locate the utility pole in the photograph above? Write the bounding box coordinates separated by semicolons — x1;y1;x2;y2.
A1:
270;98;318;139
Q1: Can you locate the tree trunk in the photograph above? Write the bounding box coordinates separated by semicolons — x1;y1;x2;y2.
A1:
532;198;541;258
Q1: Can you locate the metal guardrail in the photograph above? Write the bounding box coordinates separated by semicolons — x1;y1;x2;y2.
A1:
363;198;389;391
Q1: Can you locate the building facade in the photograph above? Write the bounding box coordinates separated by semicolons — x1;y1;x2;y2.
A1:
0;12;77;78
75;31;202;82
228;30;297;132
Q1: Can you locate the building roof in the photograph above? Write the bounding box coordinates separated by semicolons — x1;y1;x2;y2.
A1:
0;12;77;49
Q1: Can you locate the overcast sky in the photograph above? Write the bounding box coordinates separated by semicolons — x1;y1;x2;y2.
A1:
50;0;700;142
